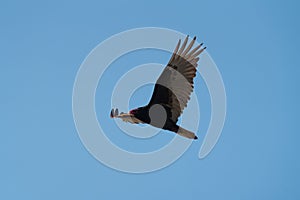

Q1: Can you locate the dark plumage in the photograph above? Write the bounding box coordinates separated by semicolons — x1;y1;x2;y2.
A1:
111;35;206;139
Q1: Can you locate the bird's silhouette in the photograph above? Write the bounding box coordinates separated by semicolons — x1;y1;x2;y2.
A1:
111;35;206;139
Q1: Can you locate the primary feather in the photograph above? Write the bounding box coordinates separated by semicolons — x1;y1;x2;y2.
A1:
111;35;206;139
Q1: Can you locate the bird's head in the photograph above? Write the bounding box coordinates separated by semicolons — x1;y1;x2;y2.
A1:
129;108;139;116
129;106;149;122
129;106;148;116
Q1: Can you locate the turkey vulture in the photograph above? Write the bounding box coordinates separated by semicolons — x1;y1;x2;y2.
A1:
110;35;206;140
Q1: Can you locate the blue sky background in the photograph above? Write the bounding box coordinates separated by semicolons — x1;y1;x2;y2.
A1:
1;0;299;199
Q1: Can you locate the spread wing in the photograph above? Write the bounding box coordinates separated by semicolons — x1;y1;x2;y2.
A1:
147;36;206;123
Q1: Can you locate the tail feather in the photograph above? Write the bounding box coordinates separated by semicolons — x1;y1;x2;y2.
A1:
177;126;198;140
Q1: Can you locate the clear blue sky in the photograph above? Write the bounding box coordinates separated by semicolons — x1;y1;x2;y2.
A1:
1;0;299;199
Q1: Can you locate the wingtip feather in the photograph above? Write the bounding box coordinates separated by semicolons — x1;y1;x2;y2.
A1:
110;109;114;118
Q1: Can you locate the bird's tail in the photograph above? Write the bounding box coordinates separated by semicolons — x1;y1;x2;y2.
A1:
177;126;198;140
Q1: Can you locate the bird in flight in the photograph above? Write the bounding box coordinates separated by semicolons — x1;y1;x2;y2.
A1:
110;35;206;140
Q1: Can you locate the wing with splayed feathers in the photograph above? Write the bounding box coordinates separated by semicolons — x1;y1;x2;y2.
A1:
148;35;206;123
